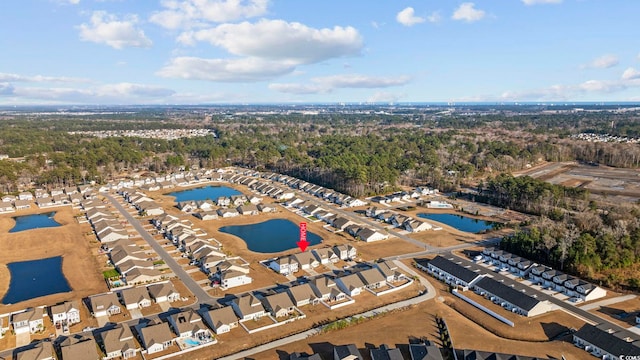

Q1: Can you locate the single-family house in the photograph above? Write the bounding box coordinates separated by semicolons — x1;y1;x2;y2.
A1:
50;301;81;328
125;268;164;285
257;203;277;213
237;204;259;215
230;294;266;321
357;228;389;242
217;208;239;218
12;308;44;334
333;245;357;261
332;217;354;231
230;195;248;206
14;199;31;210
216;196;231;207
220;270;253;289
357;268;387;290
120;287;152;310
59;335;100;360
313;248;339;264
270;256;299;275
90;293;122;318
117;259;155;276
1;195;16;203
14;341;55;360
336;273;367;297
98;228;129;243
195;210;218;221
139;321;175;355
147;282;181;303
18;191;33;201
408;343;444;360
333;344;363;360
404;219;432;233
261;292;297;318
370;344;405;360
202;306;239;334
292;252;320;270
168;309;208;338
0;202;15;213
98;324;139;360
287;283;318;307
375;261;403;283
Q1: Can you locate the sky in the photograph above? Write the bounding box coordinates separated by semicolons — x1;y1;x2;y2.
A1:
1;0;640;105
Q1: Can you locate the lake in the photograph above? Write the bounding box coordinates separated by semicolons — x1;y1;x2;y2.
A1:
10;212;61;233
1;256;72;304
417;213;497;233
219;219;322;253
169;185;242;202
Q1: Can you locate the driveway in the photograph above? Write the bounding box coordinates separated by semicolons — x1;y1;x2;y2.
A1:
15;332;30;347
129;308;143;320
95;315;109;327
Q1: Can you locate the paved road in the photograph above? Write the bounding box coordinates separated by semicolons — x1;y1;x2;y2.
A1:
105;194;215;304
217;261;436;360
579;294;637;311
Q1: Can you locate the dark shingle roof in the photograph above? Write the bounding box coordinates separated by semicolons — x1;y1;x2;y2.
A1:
429;256;482;284
574;324;640;356
474;277;540;311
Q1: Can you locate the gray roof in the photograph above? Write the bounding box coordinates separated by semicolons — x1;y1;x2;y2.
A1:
205;306;238;329
99;324;138;356
334;344;363;360
428;256;482;284
357;268;386;286
574;323;640;357
474;277;540;311
409;344;445;360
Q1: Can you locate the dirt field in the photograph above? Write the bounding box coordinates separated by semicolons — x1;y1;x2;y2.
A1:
247;288;588;360
0;206;107;314
514;161;640;201
589;296;640;328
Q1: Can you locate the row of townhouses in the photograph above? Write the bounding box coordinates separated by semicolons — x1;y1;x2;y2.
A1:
365;206;435;233
0;186;96;213
481;247;607;302
269;245;357;275
420;255;554;317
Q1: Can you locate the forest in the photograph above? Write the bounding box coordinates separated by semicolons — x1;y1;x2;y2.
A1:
1;106;640;288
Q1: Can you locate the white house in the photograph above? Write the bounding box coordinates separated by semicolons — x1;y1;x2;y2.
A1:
99;324;139;360
90;293;122;318
333;245;357;261
221;271;253;289
270;256;299;275
12;308;44;334
147;282;181;303
336;273;366;297
203;306;239;335
120;287;152;310
291;252;320;270
139;322;175;355
50;301;81;328
230;294;266;321
168;309;208;338
356;228;389;242
313;248;339;264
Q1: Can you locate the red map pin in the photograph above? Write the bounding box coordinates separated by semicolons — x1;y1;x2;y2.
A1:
297;222;309;252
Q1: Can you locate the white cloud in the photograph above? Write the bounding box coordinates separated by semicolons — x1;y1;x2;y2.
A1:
582;54;619;69
269;74;411;94
367;91;403;103
396;7;425;27
452;3;486;23
178;19;363;64
78;11;152;49
150;0;268;30
427;11;442;23
622;67;640;80
0;73;89;83
157;56;297;82
522;0;562;5
7;82;175;104
0;83;15;96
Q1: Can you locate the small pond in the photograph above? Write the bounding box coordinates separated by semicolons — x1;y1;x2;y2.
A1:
9;212;61;233
169;185;242;202
219;219;322;253
1;256;72;304
417;213;497;233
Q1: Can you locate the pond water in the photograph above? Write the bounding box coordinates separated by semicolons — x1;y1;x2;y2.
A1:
1;256;72;304
417;213;497;233
219;219;322;253
9;212;61;233
169;185;242;202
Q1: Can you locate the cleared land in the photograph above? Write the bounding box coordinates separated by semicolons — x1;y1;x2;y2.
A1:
0;206;107;314
515;161;640;201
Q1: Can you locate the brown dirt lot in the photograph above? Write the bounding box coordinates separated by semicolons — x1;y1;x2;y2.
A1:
0;206;107;314
589;296;640;328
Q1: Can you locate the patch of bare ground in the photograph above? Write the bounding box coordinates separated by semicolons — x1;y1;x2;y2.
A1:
247;297;588;360
589;296;640;328
0;206;107;314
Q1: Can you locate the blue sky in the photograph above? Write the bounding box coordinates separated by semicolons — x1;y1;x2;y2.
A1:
1;0;639;105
